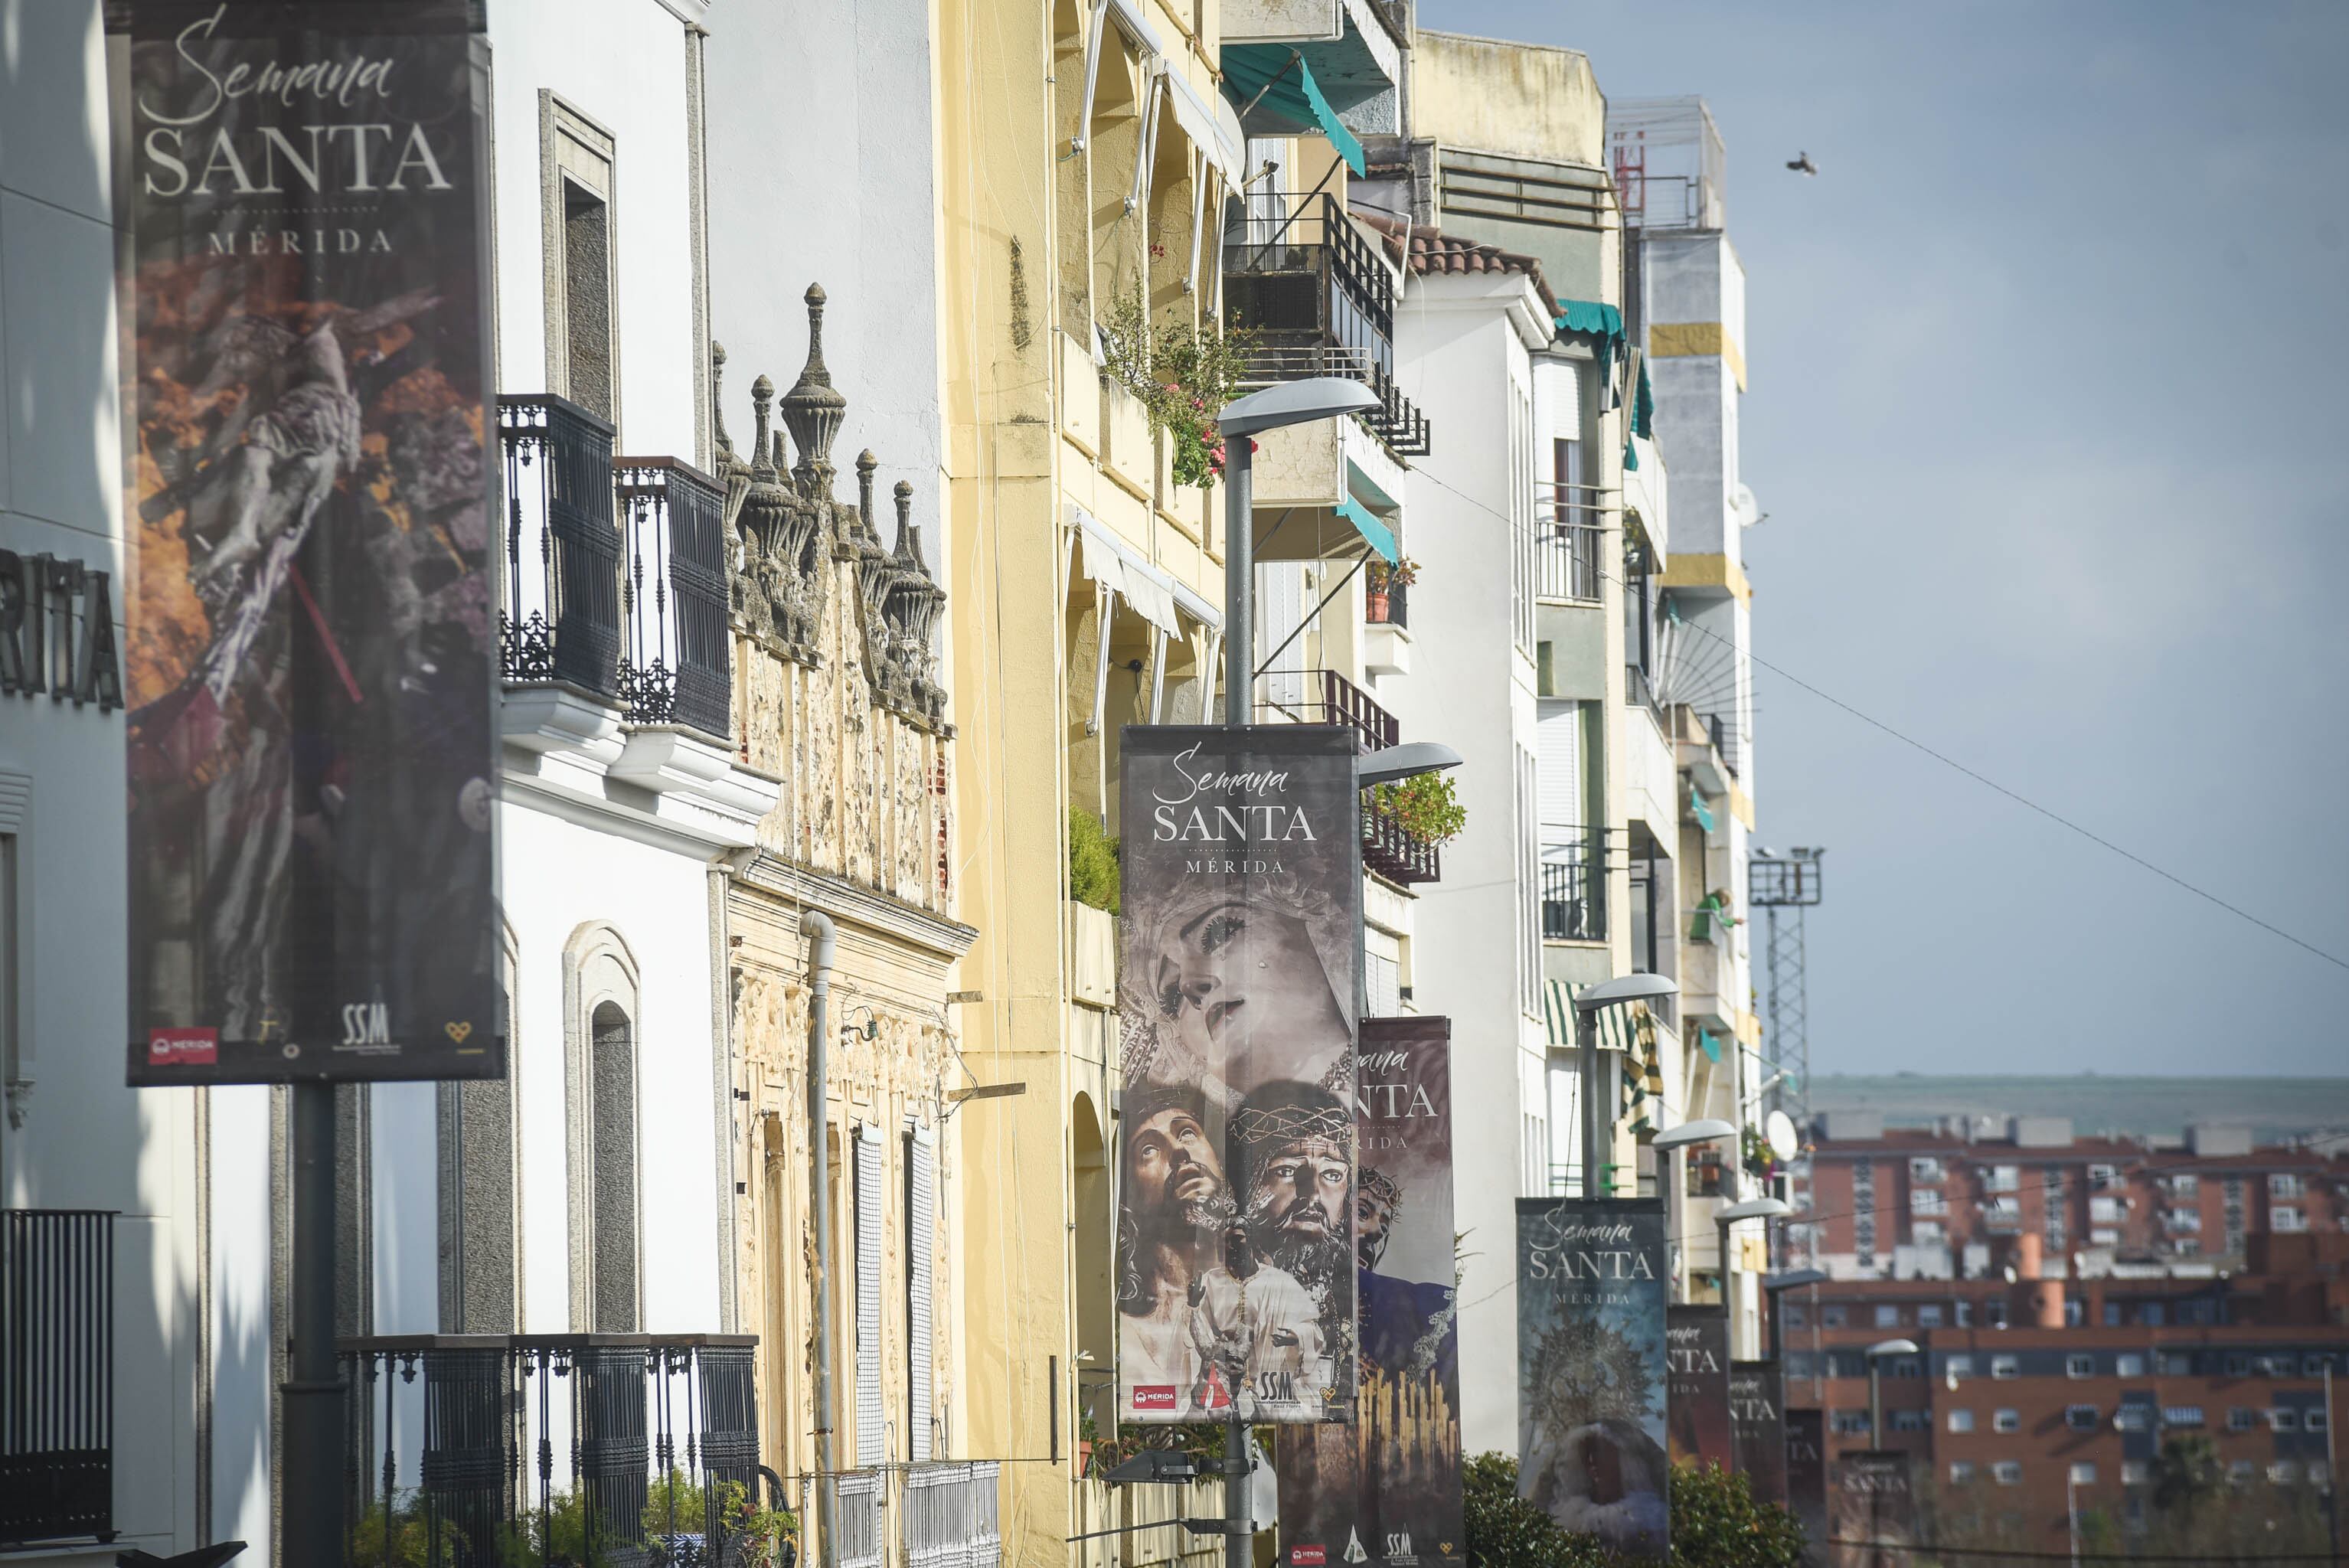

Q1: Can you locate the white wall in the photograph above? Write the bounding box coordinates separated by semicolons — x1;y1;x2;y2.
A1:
0;1;211;1556
1387;283;1543;1457
703;0;943;562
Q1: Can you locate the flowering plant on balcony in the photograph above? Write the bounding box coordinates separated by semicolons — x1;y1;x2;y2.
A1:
1102;290;1255;488
1365;557;1419;593
1743;1122;1778;1181
1371;771;1465;846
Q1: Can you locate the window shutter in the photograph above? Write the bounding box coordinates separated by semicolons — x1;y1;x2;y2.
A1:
1537;701;1583;838
905;1125;936;1462
854;1124;884;1464
1256;564;1305;708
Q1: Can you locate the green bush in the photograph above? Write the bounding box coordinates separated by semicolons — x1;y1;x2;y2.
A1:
1462;1452;1806;1568
1372;773;1467;847
1070;806;1121;913
348;1496;467;1568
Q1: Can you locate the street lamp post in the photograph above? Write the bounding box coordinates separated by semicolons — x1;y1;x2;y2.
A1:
1210;377;1384;1568
1761;1267;1829;1367
1864;1338;1919;1449
1652;1119;1736;1305
1718;1195;1792;1357
1570;975;1680;1200
1218;378;1379;730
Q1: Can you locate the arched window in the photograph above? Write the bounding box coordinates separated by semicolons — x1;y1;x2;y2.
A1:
564;925;641;1332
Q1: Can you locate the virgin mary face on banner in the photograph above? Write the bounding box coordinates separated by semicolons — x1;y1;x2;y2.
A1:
1144;890;1353;1108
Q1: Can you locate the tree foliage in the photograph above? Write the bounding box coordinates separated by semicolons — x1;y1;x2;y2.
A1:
1069;806;1121;914
1462;1452;1807;1568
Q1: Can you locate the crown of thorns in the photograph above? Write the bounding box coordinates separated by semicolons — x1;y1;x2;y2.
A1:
1230;1101;1350;1147
1360;1168;1403;1212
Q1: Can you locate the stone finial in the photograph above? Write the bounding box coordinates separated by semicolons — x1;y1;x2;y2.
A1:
711;341;731;459
893;480;923;572
857;449;878;536
749;374;777;478
781;283;847;486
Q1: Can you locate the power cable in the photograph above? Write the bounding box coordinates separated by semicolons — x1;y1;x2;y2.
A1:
1825;1541;2339;1563
1406;463;2349;975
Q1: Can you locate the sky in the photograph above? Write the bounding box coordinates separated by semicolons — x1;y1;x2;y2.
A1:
1435;0;2349;1076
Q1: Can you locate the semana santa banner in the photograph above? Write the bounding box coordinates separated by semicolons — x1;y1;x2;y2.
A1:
1516;1197;1669;1560
1666;1305;1732;1472
111;0;501;1083
1782;1408;1828;1563
1279;1016;1462;1568
1116;725;1361;1423
1828;1449;1915;1568
1729;1361;1786;1504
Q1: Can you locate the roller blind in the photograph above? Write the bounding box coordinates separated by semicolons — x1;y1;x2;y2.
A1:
854;1124;884;1463
905;1125;936;1462
1537;700;1583;838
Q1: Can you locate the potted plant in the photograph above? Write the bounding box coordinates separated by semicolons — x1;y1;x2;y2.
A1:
1364;557;1418;622
1371;769;1464;846
1101;289;1253;492
1076;1406;1099;1479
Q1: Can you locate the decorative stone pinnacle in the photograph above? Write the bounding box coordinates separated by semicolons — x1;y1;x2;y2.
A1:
857;450;878;534
749;374;777;477
894;480;923;569
782;283;847;485
711;341;732;457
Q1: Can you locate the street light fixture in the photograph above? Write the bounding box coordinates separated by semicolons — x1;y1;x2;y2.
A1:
1571;974;1680;1201
1652;1119;1736;1305
1865;1337;1920;1450
1355;741;1463;788
1218;378;1383;729
1761;1266;1830;1366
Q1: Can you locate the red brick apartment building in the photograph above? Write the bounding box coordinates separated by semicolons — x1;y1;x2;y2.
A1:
1776;1134;2349;1553
1796;1113;2348;1273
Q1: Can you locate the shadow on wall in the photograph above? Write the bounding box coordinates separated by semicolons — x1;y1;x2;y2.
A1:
1;0;123;551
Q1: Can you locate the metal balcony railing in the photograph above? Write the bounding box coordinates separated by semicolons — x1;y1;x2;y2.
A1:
1365;579;1407;628
1363;364;1431;459
1230;343;1429;465
1255;668;1400;753
1536;521;1605;603
903;1461;1003;1568
1362;790;1440;885
1;1210;114;1549
615;458;733;737
1224;192;1393;341
501;394;623;698
338;1332;764;1568
1540;832;1609;941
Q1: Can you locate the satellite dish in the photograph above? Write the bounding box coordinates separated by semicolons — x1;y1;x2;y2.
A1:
1766;1109;1800;1161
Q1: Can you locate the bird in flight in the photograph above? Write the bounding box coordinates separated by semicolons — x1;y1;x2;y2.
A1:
1786;151;1818;176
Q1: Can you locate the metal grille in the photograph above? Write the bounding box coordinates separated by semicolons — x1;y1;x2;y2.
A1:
614;457;731;737
0;1210;113;1547
831;1468;885;1568
903;1461;1003;1568
906;1129;936;1462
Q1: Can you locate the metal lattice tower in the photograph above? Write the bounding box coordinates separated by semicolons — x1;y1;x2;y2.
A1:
1750;848;1824;1266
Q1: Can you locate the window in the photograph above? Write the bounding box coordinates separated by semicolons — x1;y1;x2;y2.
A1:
904;1125;938;1460
2305;1354;2334;1377
2114;1406;2150;1432
588;1000;639;1330
2090;1195;2125;1224
852;1124;886;1463
1911;1157;1944;1184
2068;1354;2096;1379
2269;1462;2297;1486
2070;1462;2097;1486
2122;1461;2149;1486
541;96;619;426
2159;1353;2194;1377
2260;1354;2292;1377
1782;1303;1808;1328
2066;1405;2099;1431
1946;1354;1975;1381
1948;1409;1975;1433
1833;1411;1871;1435
2272;1206;2306;1232
1892;1410;1929;1432
2103;1302;2122;1327
2168;1173;2200;1198
2115;1354;2145;1378
2270;1408;2299;1432
1917;1304;1945;1328
1955;1298;1973;1326
1994;1409;2020;1433
2140;1303;2164;1327
2063;1298;2085;1327
1993;1462;2022;1486
2089;1165;2119;1191
1991;1355;2019;1380
2161;1406;2204;1429
2270;1174;2305;1200
1889;1357;1922;1380
1913;1220;1946;1246
1949;1462;1976;1485
2166;1207;2202;1232
566;926;642;1334
1786;1353;1815;1380
2229;1407;2257;1432
1985;1165;2021;1193
0;802;18;1122
2225;1352;2250;1377
2309;1410;2329;1433
1911;1188;1947;1217
1876;1305;1902;1328
1822;1305;1848;1328
2229;1461;2255;1486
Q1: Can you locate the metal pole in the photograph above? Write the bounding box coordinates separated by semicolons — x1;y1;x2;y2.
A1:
2068;1474;2080;1568
1577;1007;1600;1200
2326;1362;2339;1568
1224;442;1253;727
804;911;839;1566
1224;1414;1250;1568
1663;1147;1681;1303
282;1081;345;1566
1867;1360;1883;1452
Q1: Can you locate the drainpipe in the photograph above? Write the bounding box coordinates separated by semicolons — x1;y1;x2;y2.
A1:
803;910;839;1564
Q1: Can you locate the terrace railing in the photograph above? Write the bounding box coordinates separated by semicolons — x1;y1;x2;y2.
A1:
1;1210;114;1549
615;458;732;737
500;395;623;699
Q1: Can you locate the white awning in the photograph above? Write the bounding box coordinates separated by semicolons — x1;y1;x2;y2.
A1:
1066;503;1217;636
1161;67;1247;194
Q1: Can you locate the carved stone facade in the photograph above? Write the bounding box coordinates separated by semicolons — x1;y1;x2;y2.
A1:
714;282;973;1478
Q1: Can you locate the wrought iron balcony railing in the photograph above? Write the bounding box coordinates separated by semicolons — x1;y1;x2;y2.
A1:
1224;191;1393;341
1540;831;1609;942
501;400;734;735
1254;668;1400;753
1363;363;1431;459
1536;521;1605;603
500;394;623;699
1362;789;1440;885
1;1210;114;1550
338;1332;763;1568
616;458;733;737
1230;344;1429;465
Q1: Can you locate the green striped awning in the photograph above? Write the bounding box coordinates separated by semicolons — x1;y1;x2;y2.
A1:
1541;979;1642;1053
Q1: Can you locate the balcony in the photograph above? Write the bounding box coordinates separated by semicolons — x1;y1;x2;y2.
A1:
1540;831;1609;941
1534;480;1605;603
338;1332;765;1567
500;396;733;737
1363;580;1410;677
1224;194;1429;463
1256;668;1441;884
2;1210;113;1550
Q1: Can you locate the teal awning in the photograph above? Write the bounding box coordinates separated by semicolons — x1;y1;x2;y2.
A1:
1334;497;1398;564
1632;358;1654;439
1696;1027;1723;1063
1690;789;1716;834
1222;45;1366;176
1554;299;1624;339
